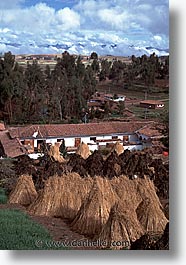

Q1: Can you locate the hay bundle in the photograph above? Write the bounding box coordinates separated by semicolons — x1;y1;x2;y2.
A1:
28;173;93;220
59;173;93;220
76;142;91;159
8;175;37;206
110;175;142;210
96;204;144;249
71;177;118;237
28;175;63;216
48;142;65;162
110;142;124;155
136;176;168;233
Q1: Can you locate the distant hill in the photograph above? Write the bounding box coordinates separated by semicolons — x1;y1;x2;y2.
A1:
0;40;169;57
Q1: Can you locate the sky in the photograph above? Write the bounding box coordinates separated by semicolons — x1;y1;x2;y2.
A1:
0;0;169;55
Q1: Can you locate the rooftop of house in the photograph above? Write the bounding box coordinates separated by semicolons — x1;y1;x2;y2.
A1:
0;131;26;157
0;122;5;131
137;124;164;138
140;100;164;105
9;121;153;139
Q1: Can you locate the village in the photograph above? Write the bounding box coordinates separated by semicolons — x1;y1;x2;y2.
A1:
0;50;169;250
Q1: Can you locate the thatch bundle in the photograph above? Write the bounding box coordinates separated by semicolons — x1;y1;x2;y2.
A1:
76;142;91;159
48;142;65;162
110;175;142;210
135;176;168;233
59;173;93;220
96;204;144;249
71;177;118;237
110;142;124;156
136;198;168;233
28;173;93;220
28;175;64;216
110;176;168;234
8;175;37;206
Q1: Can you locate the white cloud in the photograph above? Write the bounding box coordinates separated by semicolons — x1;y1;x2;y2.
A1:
56;7;80;30
0;3;80;34
0;0;169;56
154;35;162;41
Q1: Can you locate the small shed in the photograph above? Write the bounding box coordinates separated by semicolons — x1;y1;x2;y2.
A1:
140;100;164;109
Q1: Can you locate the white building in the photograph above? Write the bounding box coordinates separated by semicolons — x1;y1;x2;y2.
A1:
8;121;152;155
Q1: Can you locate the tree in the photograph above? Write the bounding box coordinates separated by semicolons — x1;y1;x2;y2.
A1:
99;59;111;81
59;139;67;158
90;52;98;60
91;59;99;73
117;101;125;115
0;52;16;122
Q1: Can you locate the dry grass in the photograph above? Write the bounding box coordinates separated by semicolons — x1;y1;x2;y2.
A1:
110;175;168;233
8;175;37;206
70;176;118;237
76;142;91;159
110;142;124;155
28;173;93;220
96;203;144;249
48;142;65;162
135;176;168;232
110;175;142;210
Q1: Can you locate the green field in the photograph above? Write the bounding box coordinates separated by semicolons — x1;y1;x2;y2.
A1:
0;209;67;250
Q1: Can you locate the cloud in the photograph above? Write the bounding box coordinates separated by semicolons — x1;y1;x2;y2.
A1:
0;0;169;55
56;7;80;30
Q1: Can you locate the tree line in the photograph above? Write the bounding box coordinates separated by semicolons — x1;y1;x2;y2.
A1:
0;51;169;124
0;51;96;124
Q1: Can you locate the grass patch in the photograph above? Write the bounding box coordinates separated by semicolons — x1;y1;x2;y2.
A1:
0;209;67;250
0;188;8;204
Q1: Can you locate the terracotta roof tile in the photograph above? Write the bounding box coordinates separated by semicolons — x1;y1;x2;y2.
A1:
140;100;164;105
9;122;152;139
0;131;26;157
0;122;5;131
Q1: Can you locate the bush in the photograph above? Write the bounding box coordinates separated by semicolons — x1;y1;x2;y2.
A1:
0;209;67;250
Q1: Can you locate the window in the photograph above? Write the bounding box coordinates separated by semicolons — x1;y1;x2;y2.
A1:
57;138;64;142
112;136;118;140
90;137;96;141
75;138;81;147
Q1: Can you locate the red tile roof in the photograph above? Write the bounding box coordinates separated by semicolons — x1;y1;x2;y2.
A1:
137;124;163;137
9;122;152;139
0;131;26;157
140;100;164;105
0;122;5;131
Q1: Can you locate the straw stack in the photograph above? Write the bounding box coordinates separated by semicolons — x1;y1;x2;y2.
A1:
110;142;124;155
96;203;144;249
48;142;65;162
135;176;168;232
76;142;91;159
28;173;93;220
8;175;37;206
110;175;142;210
70;176;118;237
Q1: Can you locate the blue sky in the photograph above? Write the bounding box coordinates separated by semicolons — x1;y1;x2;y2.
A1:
0;0;169;55
21;0;76;10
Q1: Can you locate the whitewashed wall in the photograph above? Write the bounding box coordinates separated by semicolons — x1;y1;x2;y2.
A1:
33;133;144;152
